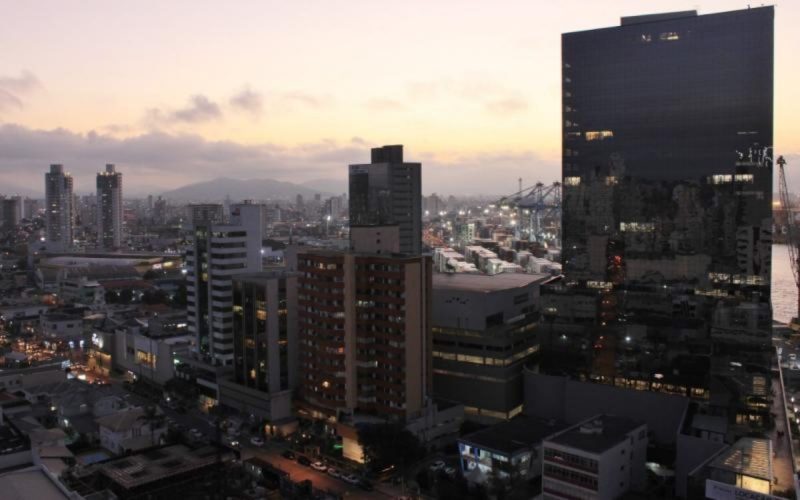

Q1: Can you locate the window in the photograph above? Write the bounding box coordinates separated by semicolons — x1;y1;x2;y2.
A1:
585;130;613;141
641;33;652;43
660;32;679;41
564;176;581;186
735;174;754;183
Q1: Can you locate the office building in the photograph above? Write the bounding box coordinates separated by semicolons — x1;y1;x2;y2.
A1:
186;202;263;365
96;164;123;249
432;273;548;422
349;145;422;254
543;7;774;428
292;248;431;422
218;270;298;425
45;164;74;250
542;415;647;500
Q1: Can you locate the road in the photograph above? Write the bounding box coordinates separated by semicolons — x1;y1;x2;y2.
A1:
241;445;403;499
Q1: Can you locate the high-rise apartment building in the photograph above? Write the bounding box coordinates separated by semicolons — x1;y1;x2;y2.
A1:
186;202;263;365
292;248;432;422
217;270;297;422
349;145;422;255
187;203;224;227
544;7;774;428
96;164;123;249
45;164;74;250
0;196;22;232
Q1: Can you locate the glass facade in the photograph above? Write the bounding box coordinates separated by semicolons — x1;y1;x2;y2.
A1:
544;8;774;419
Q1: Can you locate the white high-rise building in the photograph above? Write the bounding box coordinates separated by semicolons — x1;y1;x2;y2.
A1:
96;164;123;249
45;164;74;250
186;202;263;365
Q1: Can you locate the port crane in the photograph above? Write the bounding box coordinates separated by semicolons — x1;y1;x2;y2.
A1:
777;155;800;323
495;181;561;243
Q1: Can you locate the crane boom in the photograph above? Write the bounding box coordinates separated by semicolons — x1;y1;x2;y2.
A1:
777;155;800;319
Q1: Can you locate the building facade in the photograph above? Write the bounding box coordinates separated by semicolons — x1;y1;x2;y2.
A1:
186;202;263;365
45;164;74;250
543;7;774;430
96;164;123;249
218;270;297;424
349;145;422;255
292;248;431;422
542;415;647;500
432;273;547;422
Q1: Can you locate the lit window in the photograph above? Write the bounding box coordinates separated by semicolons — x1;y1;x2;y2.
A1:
564;176;581;186
709;174;732;185
605;176;618;186
585;130;614;141
620;222;655;233
660;32;679;41
735;174;754;183
641;34;652;43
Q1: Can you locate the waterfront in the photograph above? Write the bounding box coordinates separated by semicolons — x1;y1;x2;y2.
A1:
773;244;796;323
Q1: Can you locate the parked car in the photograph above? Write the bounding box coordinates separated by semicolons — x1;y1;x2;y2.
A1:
327;467;341;478
250;436;265;447
444;466;457;476
311;461;328;472
343;474;360;485
429;460;445;472
297;455;312;467
281;450;296;460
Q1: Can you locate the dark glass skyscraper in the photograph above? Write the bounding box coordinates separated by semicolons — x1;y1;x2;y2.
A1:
349;145;422;255
544;7;774;428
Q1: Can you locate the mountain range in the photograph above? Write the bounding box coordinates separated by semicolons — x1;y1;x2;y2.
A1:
159;177;345;202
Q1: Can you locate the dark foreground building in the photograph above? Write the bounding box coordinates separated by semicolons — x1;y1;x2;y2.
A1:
543;7;774;433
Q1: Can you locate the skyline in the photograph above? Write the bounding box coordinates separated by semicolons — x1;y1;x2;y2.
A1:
1;0;798;196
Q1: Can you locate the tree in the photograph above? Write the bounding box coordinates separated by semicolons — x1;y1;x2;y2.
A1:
357;423;424;473
142;289;169;305
118;289;134;304
172;284;188;308
137;405;166;446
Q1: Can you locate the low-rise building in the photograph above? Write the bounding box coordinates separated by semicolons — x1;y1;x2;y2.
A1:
97;407;166;455
459;415;568;485
541;415;647;500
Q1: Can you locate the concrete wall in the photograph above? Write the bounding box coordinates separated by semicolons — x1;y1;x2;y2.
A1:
524;371;688;445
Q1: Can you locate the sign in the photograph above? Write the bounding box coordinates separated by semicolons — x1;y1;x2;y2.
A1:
705;480;781;500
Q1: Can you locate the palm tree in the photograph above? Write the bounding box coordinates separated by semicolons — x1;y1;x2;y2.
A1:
137;405;166;446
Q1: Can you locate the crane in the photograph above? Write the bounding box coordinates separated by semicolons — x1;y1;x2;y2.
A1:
777;155;800;323
494;181;561;242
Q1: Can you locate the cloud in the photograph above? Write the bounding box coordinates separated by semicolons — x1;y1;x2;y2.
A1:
484;97;529;115
229;87;264;117
0;70;41;113
279;91;333;109
146;94;223;125
0;124;559;197
365;98;405;111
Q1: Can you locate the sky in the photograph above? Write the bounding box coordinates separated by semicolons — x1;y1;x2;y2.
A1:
0;0;797;197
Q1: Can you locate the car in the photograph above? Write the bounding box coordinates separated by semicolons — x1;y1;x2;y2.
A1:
327;467;341;478
429;460;445;472
311;461;327;472
791;353;797;360
444;466;457;476
343;474;360;485
297;455;312;467
250;436;265;447
281;450;296;460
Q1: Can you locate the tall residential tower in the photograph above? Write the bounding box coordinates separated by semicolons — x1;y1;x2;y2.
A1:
96;164;123;249
45;164;74;250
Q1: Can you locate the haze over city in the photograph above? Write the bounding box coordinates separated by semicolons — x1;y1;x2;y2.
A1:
1;0;799;196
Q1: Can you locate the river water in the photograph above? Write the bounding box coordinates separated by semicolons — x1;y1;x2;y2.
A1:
773;244;797;323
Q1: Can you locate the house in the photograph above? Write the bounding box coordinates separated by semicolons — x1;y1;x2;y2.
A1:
97;407;166;455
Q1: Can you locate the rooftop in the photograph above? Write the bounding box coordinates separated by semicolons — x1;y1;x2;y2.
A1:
709;437;772;481
0;467;70;500
547;415;645;454
433;272;549;292
460;416;569;455
99;444;232;490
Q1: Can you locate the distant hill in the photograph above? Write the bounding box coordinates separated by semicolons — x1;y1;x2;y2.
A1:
160;177;334;202
301;178;347;196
